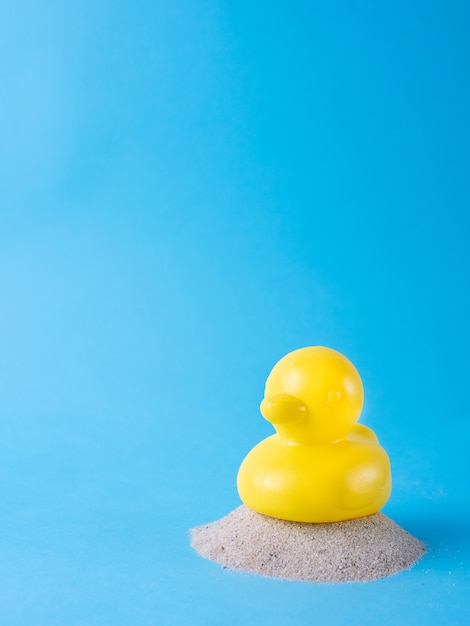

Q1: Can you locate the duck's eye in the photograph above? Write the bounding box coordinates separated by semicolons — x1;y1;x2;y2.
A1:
327;390;342;404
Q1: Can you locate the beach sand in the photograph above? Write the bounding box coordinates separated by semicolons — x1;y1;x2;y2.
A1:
190;505;425;583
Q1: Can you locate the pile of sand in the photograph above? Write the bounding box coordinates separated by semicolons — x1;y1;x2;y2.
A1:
190;505;425;583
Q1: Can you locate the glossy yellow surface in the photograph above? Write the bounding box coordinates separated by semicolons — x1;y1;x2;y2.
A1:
237;347;392;522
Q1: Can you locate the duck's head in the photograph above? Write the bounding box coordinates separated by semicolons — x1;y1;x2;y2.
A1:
260;346;364;444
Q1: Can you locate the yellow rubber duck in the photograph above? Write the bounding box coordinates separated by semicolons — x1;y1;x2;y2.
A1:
237;346;392;523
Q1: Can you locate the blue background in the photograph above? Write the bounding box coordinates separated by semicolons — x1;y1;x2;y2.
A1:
1;1;469;624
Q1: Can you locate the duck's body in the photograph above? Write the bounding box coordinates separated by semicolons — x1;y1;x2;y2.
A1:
237;347;392;523
237;425;391;523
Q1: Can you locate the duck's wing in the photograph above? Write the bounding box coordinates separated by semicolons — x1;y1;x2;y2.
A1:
350;423;379;443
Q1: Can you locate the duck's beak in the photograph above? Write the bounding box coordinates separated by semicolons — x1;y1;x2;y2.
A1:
260;393;308;424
